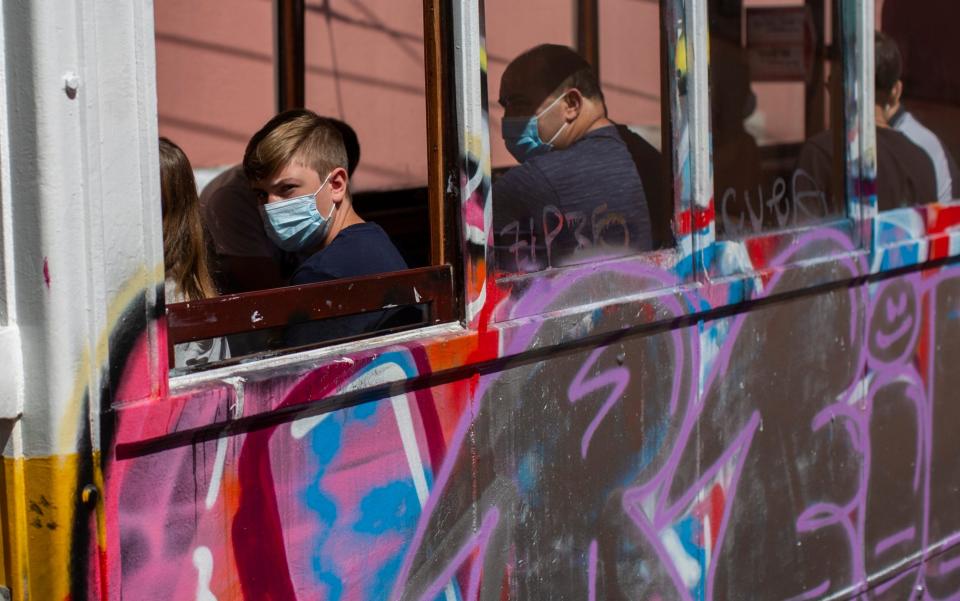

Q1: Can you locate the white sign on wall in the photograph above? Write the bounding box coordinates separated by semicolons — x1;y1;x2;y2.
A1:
746;6;816;82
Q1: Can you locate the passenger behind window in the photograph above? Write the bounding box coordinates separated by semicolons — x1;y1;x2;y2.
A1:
200;112;362;296
877;32;960;203
200;114;361;355
493;44;655;275
796;35;937;213
243;110;409;347
159;137;230;368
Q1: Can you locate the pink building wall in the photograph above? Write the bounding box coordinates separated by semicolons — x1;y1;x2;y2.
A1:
155;1;670;187
154;0;275;171
154;1;839;188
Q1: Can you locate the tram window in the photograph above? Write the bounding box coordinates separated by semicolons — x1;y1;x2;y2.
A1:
599;0;674;253
155;1;455;373
304;2;428;193
710;0;845;239
486;0;672;278
876;1;960;210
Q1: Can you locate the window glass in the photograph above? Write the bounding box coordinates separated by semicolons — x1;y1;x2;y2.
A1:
600;0;674;253
486;0;670;278
876;0;960;210
486;3;575;171
710;0;844;238
600;1;662;150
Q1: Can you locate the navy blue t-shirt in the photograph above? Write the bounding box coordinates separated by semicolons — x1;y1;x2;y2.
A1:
286;222;408;346
493;125;653;274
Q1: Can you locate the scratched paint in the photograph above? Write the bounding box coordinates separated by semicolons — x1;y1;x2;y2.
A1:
87;243;960;601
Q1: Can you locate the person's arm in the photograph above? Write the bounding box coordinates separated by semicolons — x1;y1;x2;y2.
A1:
492;167;552;273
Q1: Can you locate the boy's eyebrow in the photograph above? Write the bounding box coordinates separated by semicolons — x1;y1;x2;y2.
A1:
266;176;300;188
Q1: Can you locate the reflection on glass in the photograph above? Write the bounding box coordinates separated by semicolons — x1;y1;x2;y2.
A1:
492;45;654;274
875;5;960;208
486;0;670;277
870;32;939;210
711;0;845;238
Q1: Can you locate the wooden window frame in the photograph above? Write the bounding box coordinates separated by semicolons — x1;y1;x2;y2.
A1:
166;0;461;369
704;0;869;283
482;0;698;324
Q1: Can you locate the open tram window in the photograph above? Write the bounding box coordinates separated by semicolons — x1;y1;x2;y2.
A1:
710;0;846;239
486;0;674;279
155;0;457;373
874;0;960;257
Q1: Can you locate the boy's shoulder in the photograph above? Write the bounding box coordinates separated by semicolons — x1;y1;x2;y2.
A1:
293;223;406;285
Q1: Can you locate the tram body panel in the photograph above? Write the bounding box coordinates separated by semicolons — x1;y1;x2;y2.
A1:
0;0;958;600
92;259;960;601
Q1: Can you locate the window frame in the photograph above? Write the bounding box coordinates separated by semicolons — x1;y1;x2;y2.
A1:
163;0;465;374
0;2;22;418
869;3;960;273
478;0;703;325
701;0;873;290
161;0;921;382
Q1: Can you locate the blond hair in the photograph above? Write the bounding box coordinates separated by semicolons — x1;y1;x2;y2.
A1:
243;110;349;184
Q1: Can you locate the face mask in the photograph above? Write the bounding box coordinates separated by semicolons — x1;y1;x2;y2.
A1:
260;173;335;252
501;93;569;163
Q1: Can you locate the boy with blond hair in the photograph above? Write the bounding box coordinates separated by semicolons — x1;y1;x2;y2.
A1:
244;110;407;345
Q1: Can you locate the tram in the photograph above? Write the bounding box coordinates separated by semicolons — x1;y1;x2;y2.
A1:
0;0;958;599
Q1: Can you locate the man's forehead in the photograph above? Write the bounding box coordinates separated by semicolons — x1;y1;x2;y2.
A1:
500;69;550;107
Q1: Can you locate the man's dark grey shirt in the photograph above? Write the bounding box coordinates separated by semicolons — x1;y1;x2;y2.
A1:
493;125;654;274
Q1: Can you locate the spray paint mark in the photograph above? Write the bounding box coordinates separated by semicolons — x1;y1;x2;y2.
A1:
43;257;51;288
193;546;218;601
205;436;229;510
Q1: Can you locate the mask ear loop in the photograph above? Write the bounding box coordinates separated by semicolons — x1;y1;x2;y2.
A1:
545;121;568;146
315;171;337;219
538;91;570;146
535;90;568;119
312;171;334;197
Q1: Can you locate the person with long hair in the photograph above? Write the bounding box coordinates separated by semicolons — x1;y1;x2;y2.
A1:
159;137;228;367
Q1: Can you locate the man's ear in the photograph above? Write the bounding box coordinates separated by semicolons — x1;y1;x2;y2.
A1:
562;89;584;122
892;80;904;105
328;167;349;203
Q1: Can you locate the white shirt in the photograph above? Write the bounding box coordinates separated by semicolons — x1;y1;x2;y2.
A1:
893;109;955;202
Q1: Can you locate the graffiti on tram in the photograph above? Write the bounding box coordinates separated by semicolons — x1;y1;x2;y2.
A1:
104;228;960;600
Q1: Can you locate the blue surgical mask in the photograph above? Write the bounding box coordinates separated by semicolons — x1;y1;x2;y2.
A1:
260;173;335;251
501;93;569;163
